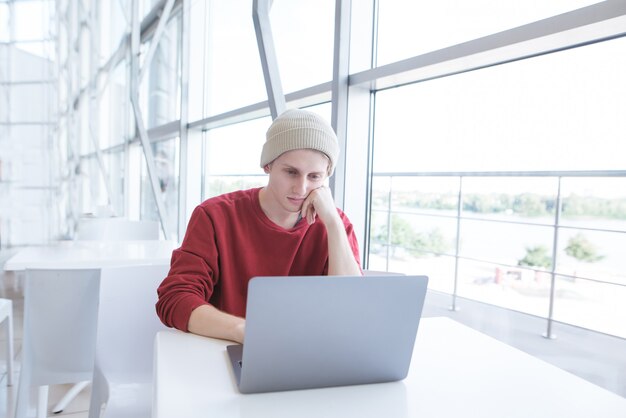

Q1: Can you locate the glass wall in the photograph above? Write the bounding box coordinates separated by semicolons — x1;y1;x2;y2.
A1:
145;13;181;128
140;139;180;240
192;0;266;119
202;117;269;200
271;0;335;94
375;0;598;66
0;0;57;246
44;0;626;341
371;35;626;337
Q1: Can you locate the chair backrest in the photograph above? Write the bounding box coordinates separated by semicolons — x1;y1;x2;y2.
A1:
23;268;100;383
76;218;160;241
0;298;11;321
95;264;169;377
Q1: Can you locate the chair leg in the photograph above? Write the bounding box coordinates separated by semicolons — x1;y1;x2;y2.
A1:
14;362;31;418
87;375;105;418
37;385;48;418
51;381;90;413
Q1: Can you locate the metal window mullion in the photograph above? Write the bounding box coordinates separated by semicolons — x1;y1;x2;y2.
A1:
329;0;351;208
177;0;191;240
338;0;376;267
130;0;170;239
86;0;115;214
253;0;286;120
374;170;626;178
139;0;175;85
349;1;626;92
65;0;81;232
57;2;71;236
0;80;57;85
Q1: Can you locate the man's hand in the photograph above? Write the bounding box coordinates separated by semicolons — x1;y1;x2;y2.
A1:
300;186;340;226
188;304;246;344
301;186;362;276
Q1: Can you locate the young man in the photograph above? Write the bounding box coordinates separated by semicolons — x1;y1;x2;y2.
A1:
156;109;362;343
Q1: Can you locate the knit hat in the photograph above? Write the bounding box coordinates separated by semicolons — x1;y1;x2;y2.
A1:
260;109;340;175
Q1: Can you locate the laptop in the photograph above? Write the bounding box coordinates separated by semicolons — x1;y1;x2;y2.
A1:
226;274;429;394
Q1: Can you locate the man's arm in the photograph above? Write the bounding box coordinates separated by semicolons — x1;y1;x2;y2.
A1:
301;186;362;276
157;205;247;342
323;215;362;276
188;304;246;344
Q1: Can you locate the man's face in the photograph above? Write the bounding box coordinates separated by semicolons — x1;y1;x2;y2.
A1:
265;149;329;213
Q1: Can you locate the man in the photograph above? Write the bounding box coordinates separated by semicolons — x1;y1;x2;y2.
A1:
156;109;362;343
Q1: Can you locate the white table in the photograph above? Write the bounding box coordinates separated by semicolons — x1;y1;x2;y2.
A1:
3;240;179;271
153;317;626;418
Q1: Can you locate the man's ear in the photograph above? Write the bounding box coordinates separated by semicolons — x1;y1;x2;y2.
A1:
263;164;271;174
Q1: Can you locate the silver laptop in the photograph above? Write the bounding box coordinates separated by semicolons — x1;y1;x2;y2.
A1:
226;274;429;394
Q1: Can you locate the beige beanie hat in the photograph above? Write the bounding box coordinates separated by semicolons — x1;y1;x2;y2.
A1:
260;109;340;175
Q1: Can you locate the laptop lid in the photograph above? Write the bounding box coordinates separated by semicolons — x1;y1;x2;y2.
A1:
227;274;429;394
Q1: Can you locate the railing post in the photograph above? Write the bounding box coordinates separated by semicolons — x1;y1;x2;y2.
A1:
544;176;562;339
450;176;463;311
385;176;393;271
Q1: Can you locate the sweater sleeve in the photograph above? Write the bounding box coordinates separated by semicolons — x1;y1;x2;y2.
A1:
156;206;219;332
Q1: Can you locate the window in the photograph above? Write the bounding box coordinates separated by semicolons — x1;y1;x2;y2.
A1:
370;37;626;336
376;0;598;65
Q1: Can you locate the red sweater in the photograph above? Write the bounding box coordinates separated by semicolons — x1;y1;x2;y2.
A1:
156;187;361;331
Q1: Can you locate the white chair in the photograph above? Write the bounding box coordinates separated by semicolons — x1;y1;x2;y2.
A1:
0;298;14;386
88;264;169;418
50;217;160;414
76;218;160;241
15;269;100;418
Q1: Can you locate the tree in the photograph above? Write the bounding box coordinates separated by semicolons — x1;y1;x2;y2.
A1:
564;233;604;263
518;245;552;269
373;215;449;258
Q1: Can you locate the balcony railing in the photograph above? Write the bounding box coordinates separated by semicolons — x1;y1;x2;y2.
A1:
370;171;626;339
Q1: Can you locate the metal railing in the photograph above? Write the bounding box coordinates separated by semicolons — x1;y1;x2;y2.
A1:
371;171;626;339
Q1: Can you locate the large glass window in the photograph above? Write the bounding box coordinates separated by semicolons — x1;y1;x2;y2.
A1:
140;139;180;239
9;83;55;122
104;150;126;217
100;61;130;148
99;1;129;62
187;0;207;123
13;0;54;41
0;3;9;42
371;37;626;336
369;175;458;293
271;0;335;93
144;13;181;128
373;37;626;173
202;117;269;200
199;0;266;118
10;46;54;81
78;156;108;216
376;0;597;66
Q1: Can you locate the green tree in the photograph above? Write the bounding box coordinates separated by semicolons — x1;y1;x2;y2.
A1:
564;233;604;263
373;215;449;258
513;194;548;217
518;245;552;269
